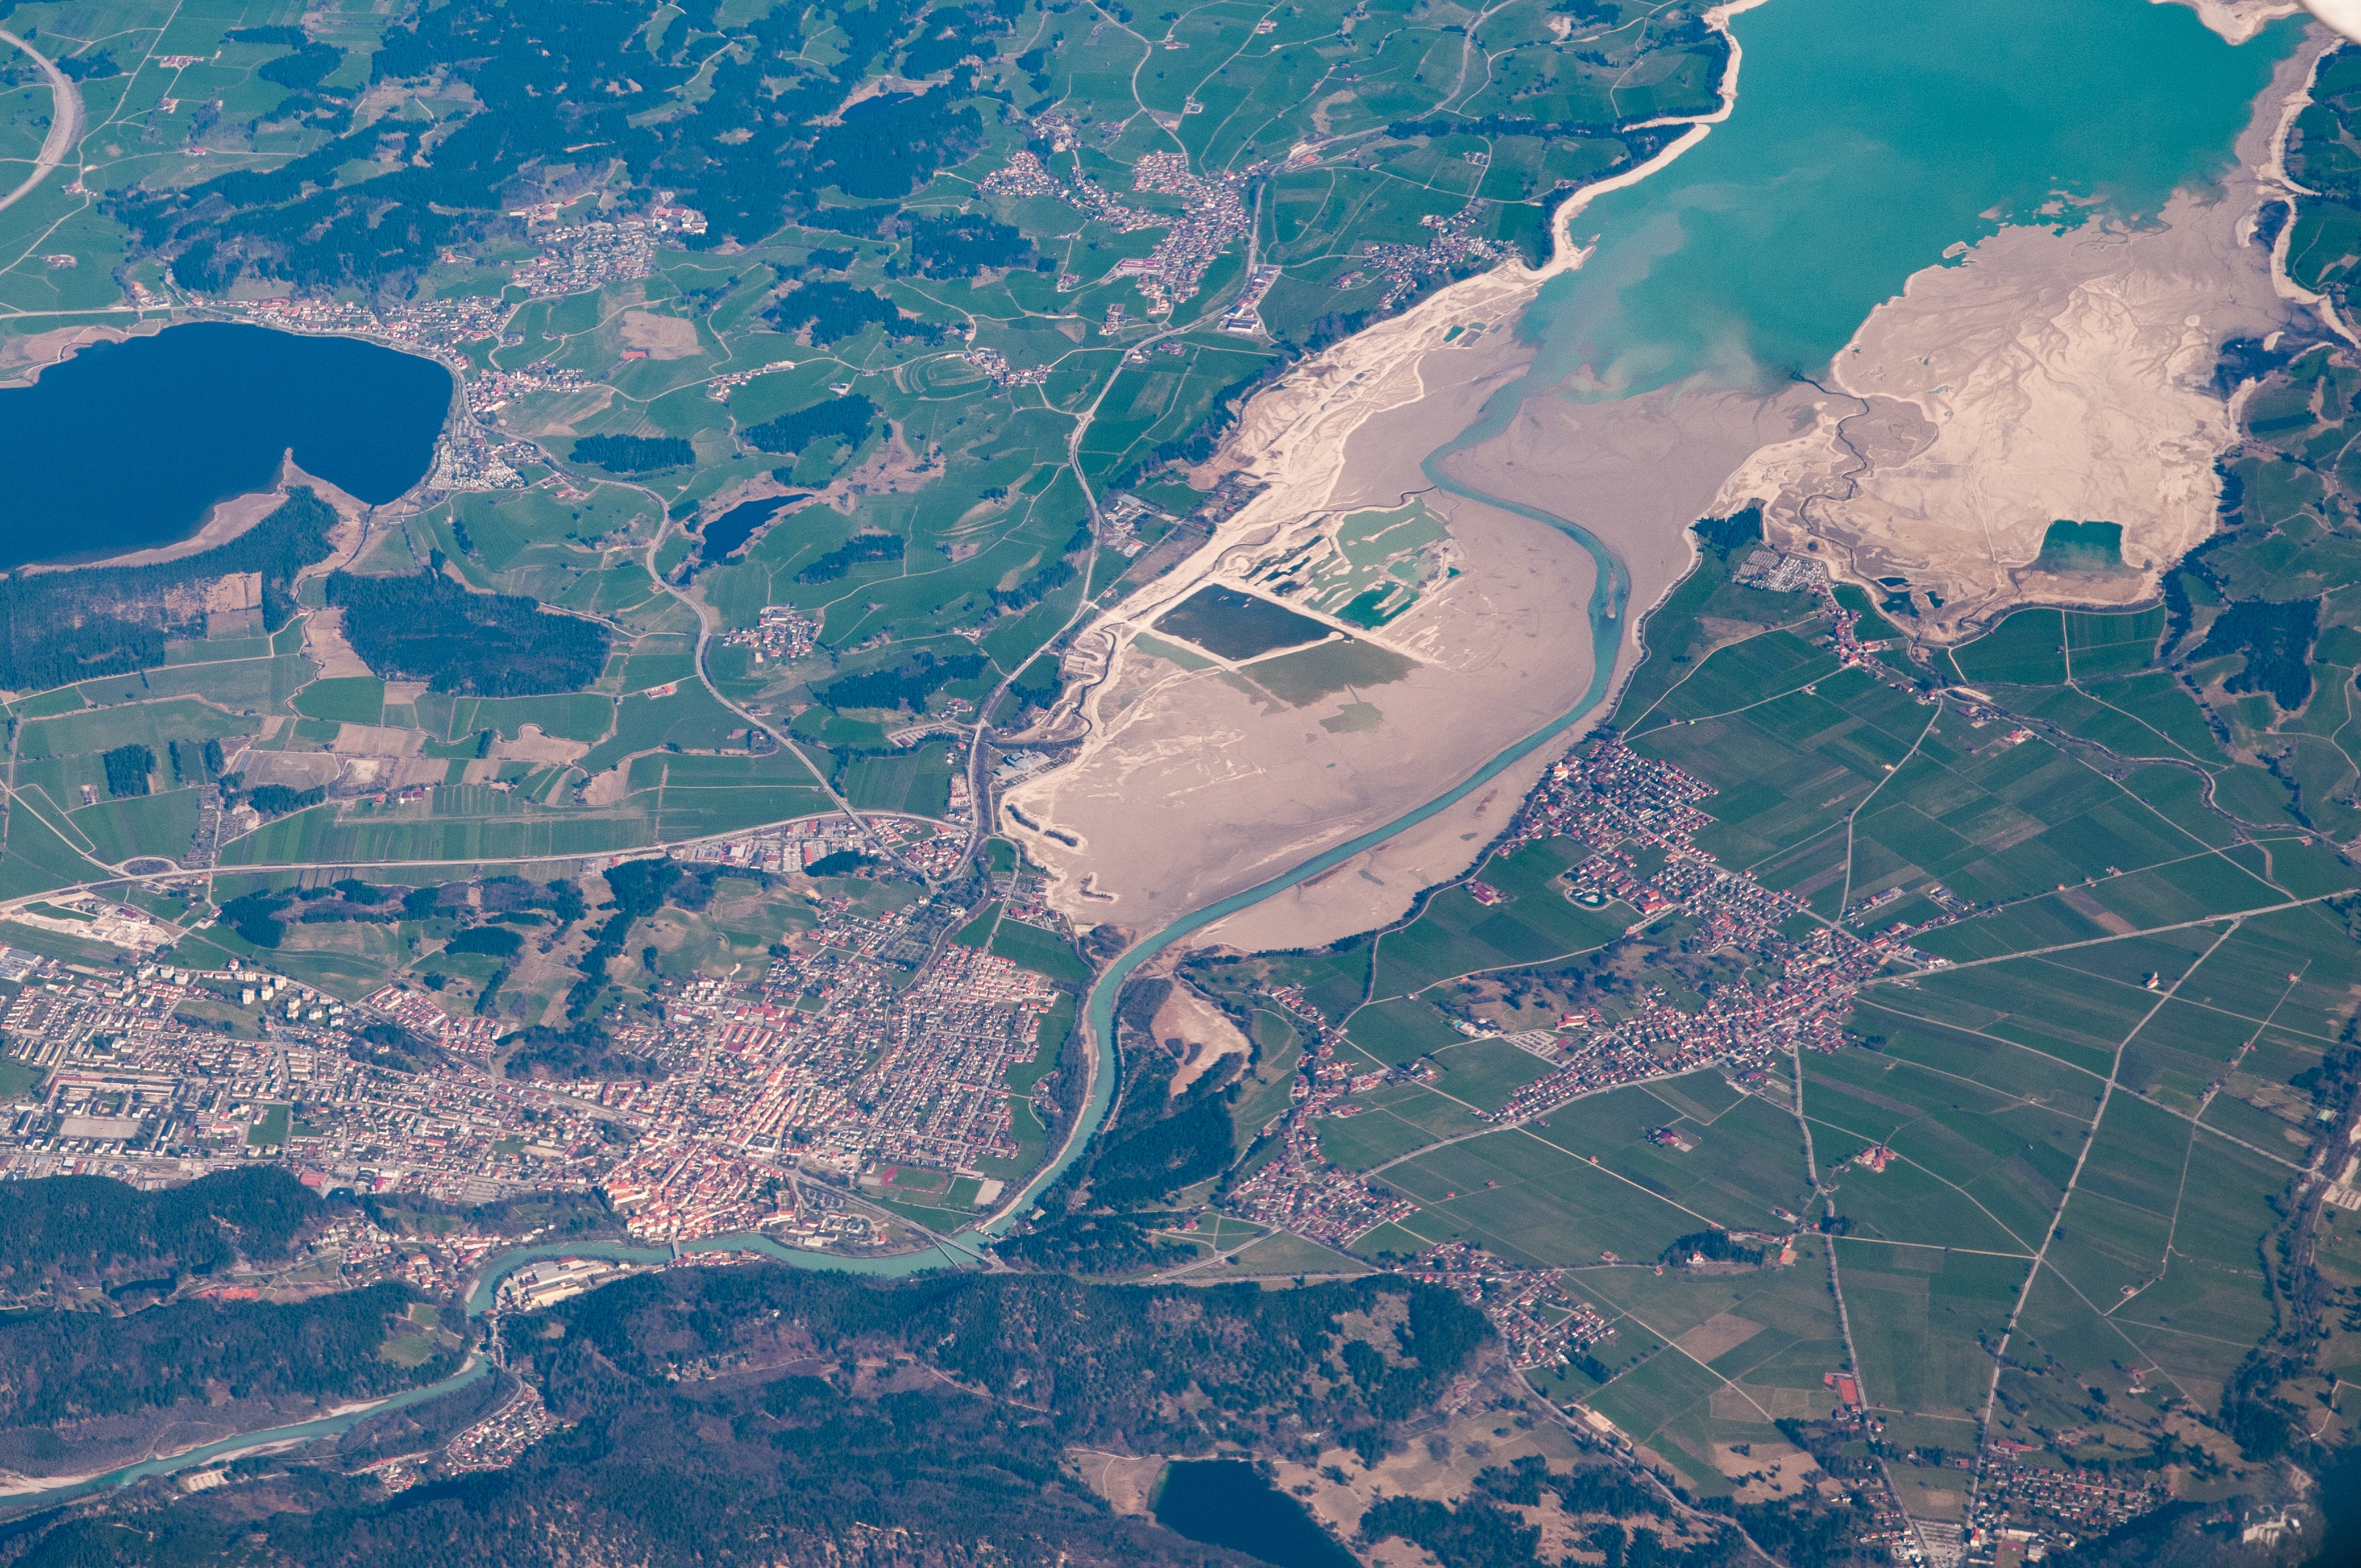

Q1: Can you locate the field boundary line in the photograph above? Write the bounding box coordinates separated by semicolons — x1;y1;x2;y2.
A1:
1969;919;2242;1461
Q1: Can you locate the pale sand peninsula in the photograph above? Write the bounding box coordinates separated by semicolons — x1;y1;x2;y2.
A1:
1004;1;1774;943
23;453;375;576
2161;0;2302;44
1710;31;2327;643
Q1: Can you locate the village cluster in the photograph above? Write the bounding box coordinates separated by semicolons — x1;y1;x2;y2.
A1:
979;142;1258;317
955;344;1052;389
506;205;707;297
1405;1239;1618;1374
720;604;821;664
1358;204;1515;309
463;360;590;421
1965;1454;2173;1562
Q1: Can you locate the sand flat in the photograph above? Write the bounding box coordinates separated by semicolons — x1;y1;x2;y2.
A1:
1011;0;1785;932
1009;490;1596;922
1713;33;2327;642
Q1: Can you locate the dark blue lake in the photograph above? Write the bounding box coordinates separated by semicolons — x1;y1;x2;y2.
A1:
1153;1460;1357;1568
0;321;452;570
701;494;798;562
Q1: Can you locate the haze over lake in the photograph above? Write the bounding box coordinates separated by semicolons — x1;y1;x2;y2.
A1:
0;322;452;572
1517;0;2295;394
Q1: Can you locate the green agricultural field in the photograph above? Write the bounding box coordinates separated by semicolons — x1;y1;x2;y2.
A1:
1370;844;1628;998
990;920;1091;988
1343;996;1465;1066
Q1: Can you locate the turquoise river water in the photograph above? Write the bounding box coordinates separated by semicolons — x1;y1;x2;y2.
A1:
11;0;2310;1513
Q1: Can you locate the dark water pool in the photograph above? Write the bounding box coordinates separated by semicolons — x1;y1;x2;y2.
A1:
701;494;798;562
0;321;452;570
1152;1460;1357;1568
1153;585;1331;661
2306;1444;2361;1565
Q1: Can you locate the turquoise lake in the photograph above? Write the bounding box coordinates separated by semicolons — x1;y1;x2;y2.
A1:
1519;0;2300;395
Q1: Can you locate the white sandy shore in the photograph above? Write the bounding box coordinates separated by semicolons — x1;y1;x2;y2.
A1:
20;454;373;576
1013;0;1771;940
1711;30;2330;641
2161;0;2302;45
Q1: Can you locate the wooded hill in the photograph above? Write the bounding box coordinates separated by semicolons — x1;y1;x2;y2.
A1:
0;1168;324;1291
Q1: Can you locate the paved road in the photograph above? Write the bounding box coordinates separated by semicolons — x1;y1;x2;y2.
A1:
0;29;80;217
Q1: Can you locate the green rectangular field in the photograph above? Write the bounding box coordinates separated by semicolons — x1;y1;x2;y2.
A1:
989;920;1090;987
1370;1129;1704;1267
1345;997;1465;1065
841;745;955;816
1835;1240;2028;1418
292;677;385;724
1316;1105;1448;1171
67;789;202;866
19;698;254;761
1426;1039;1554;1113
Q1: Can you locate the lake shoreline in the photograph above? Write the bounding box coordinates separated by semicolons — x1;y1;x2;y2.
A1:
0;321;153;389
18;462;291;576
0;321;448;575
14;457;379;577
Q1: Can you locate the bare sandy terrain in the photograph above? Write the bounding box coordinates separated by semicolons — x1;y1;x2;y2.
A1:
339;755;450;792
1179;378;1832;950
0;323;144;386
1708;1438;1817;1505
225;749;342;791
1189;740;1554;954
26;457;308;575
1156;981;1251;1095
1713;200;2284;639
620;309;702;359
2160;0;2300;43
329;724;423;757
1712;36;2327;642
1672;1311;1764;1362
1446;377;1822;678
1008;269;1602;925
31;454;380;583
1003;0;1810;938
302;606;375;680
1006;488;1598;922
491;724;592;766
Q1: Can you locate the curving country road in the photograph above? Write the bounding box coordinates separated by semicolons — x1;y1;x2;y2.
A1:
0;28;80;217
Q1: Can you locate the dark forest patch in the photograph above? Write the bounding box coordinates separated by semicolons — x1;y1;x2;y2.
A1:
327;572;611;696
